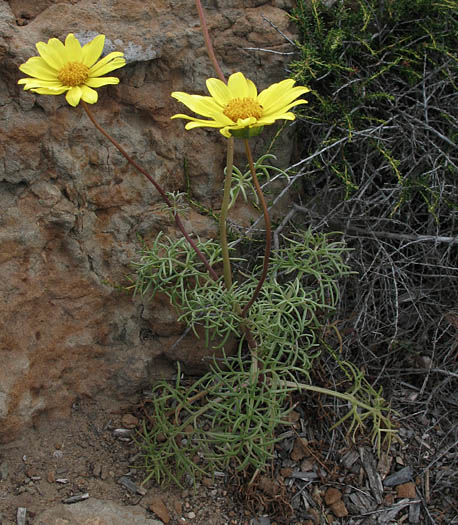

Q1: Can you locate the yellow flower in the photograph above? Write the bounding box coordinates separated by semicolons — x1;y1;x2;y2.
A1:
171;72;310;138
18;33;126;107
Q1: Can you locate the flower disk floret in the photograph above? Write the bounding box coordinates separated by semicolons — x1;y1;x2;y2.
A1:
18;33;126;107
171;72;310;138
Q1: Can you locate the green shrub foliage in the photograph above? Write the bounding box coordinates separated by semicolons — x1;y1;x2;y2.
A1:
290;0;457;215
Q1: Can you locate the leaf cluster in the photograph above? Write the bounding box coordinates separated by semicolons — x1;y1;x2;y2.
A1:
290;0;457;215
132;230;395;486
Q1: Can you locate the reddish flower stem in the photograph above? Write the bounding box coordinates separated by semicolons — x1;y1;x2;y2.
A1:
195;0;226;83
81;101;219;282
241;139;272;318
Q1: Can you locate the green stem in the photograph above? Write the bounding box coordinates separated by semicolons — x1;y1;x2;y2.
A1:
195;0;226;83
220;138;234;289
81;102;219;282
281;380;376;412
241;139;272;317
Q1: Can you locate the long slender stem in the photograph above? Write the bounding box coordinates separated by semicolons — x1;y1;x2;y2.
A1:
194;0;260;355
220;138;234;289
241;139;272;317
195;0;226;83
81;102;219;282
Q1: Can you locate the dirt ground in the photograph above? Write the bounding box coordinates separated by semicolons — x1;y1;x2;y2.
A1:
0;368;457;525
0;399;249;525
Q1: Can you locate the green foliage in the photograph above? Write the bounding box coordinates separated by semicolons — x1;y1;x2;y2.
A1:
228;154;289;210
290;0;457;216
140;357;293;486
133;231;394;485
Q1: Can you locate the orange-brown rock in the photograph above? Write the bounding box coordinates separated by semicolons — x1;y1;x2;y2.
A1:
0;0;299;443
396;482;417;499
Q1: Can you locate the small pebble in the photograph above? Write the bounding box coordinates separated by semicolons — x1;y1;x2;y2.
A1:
62;493;89;504
113;428;132;437
17;507;27;525
92;463;102;478
0;461;8;481
121;414;139;428
396;482;417;499
118;476;146;495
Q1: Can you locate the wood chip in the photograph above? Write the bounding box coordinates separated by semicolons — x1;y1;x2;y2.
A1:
383;466;413;487
359;447;383;504
349;491;376;511
377;453;393;479
118;476;146;495
425;468;430;504
409;501;421;524
377;499;411;525
341;449;360;472
290;471;318;480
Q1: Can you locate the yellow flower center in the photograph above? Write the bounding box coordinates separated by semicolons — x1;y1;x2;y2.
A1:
58;62;90;87
223;98;263;122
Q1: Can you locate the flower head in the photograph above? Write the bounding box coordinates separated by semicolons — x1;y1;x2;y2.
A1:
18;33;126;107
171;72;310;138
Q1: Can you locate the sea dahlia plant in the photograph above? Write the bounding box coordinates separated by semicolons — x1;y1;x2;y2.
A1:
18;33;125;106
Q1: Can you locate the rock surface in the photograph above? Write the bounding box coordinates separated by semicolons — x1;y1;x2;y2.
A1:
0;0;299;442
33;498;164;524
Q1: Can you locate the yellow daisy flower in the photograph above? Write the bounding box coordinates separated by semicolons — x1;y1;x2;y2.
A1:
18;33;126;107
171;72;310;138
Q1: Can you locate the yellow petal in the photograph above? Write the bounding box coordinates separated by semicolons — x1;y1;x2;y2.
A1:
171;92;231;121
171;114;227;130
268;87;310;113
36;38;67;70
81;34;105;67
263;98;308;118
184;119;226;130
245;77;258;99
86;76;120;87
18;79;65;89
235;116;257;127
89;54;125;77
65;86;83;106
19;57;58;80
206;78;231;105
259;80;310;113
64;33;83;62
29;86;67;95
81;85;98;104
258;111;296;125
227;72;251;98
219;126;233;138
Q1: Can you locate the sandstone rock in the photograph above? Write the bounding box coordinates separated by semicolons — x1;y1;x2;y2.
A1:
32;498;164;524
0;0;300;443
149;495;171;524
324;487;342;505
329;499;348;518
396;481;417;499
